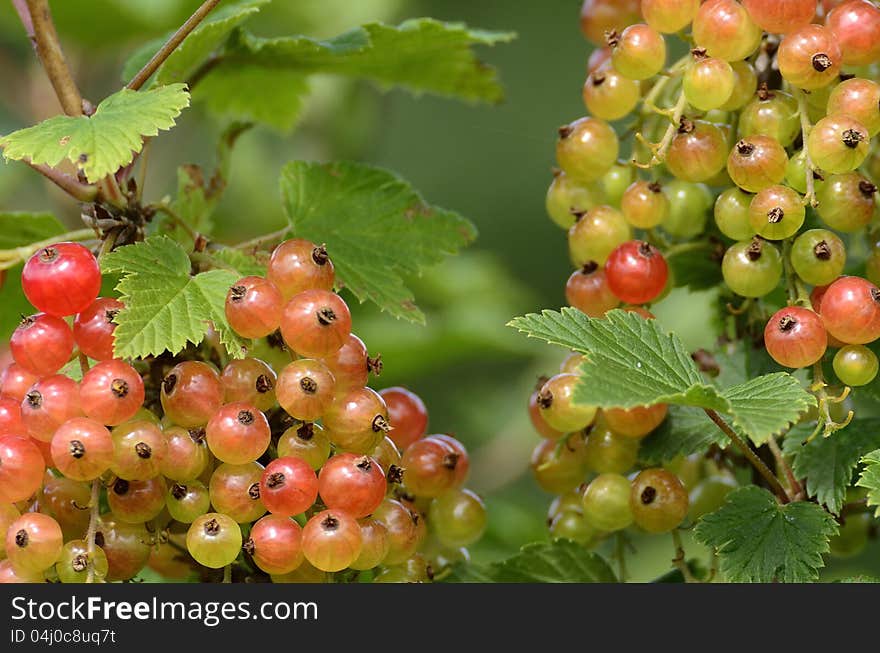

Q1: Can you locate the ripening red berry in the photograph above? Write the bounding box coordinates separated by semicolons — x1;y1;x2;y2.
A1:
400;436;461;498
280;289;352;359
50;417;113;481
826;0;880;66
267;239;335;301
276;359;336;422
728;136;789;193
777;25;841;90
110;419;167;481
209;462;267;524
819;276;880;344
21;375;81;442
742;0;816;33
0;435;45;503
608;24;667;81
764;307;828;368
603;404;668;439
73;297;123;361
5;512;63;574
826;78;880;137
349;518;390;571
321;333;377;392
693;0;763;62
79;360;145;426
556;117;619;184
21;242;101;317
224;276;283;339
582;66;641;121
160;426;210;483
528;387;565;439
379;386;428;450
10;314;74;377
245;514;304;575
0;397;24;436
302;510;363;572
373;498;425;565
260;456;319;517
0;364;38;403
160;361;224;428
579;0;642;46
106;476;166;524
604;241;669;305
665;120;728;183
206;402;270;465
808;114;870;174
318;453;386;518
220;358;277;412
432;434;470;487
323;387;389;454
642;0;701;33
565;263;620;317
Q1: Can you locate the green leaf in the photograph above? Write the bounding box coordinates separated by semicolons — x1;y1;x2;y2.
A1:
445;540;616;583
0;85;190;182
639;405;727;465
694;486;838;583
667;243;723;291
121;0;270;84
280;161;476;322
162;165;218;244
210;248;267;277
102;236;245;358
856;449;880;518
507;309;815;443
784;421;880;514
0;212;66;339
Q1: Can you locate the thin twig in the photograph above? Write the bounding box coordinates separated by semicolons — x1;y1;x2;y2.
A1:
223;564;232;584
634;91;688;169
232;227;291;251
671;529;697;583
0;228;96;270
766;435;802;500
85;479;100;583
150;203;198;242
24;0;83;116
703;408;790;502
78;351;90;376
126;0;223;91
22;160;98;202
11;0;36;52
794;88;819;207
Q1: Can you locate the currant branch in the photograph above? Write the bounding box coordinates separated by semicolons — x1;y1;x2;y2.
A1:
0;228;96;270
794;87;820;208
85;479;101;584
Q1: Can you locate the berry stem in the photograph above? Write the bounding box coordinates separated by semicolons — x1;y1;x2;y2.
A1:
125;0;223;91
0;228;96;270
703;408;790;502
20;160;98;202
781;239;811;307
232;227;292;252
85;478;100;583
766;434;803;500
807;363;854;442
794;88;819;208
634;91;688;169
670;529;697;583
223;564;232;584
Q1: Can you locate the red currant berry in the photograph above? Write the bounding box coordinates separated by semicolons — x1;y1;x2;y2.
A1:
568;205;632;268
160;426;210;482
276;359;336;422
323;386;389;454
0;397;24;436
693;0;763;61
819;276;880;344
21;242;101;317
79;360;145;426
722;238;783;298
10;314;74;377
260;456;319;517
727;136;789;193
209;462;267;523
220;357;276;411
432;434;470;487
582;65;641;121
318;453;386;518
160;361;224;428
21;374;81;442
777;24;842;89
400;436;461;498
95;517;151;581
302;510;363;572
0;364;38;403
556;117;619;184
827;0;880;66
379;386;428;451
206;402;270;464
603;404;668;439
683;52;736;112
186;513;242;569
73;297;123;361
826;77;880;137
225;276;283;339
373;498;425;565
630;468;689;533
276;422;331;471
349;518;390;570
764;307;828;368
280;289;352;359
643;0;701;33
110;419;167;481
51;417;113;481
245;514;304;575
5;512;63;574
267;239;335;301
321;333;379;392
608;24;667;81
739;87;800;147
528;385;565;439
605;241;669;305
808;114;870;174
0;435;44;503
106;476;166;524
579;0;641;45
666;119;729;183
743;0;816;33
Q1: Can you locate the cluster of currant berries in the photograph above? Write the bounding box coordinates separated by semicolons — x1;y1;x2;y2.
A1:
532;0;880;546
0;238;486;583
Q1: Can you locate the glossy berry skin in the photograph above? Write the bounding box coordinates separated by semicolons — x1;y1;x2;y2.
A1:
321;333;373;392
630;469;689;533
584;425;639;474
547;170;599;230
400;436;461;498
51;417;113;481
277;422;331;471
21;242;101;317
808;115;870;174
556;117;619;184
21;374;82;442
350;518;390;570
260;456;318;517
39;477;90;541
276;359;336;422
666;120;728;183
110;419;166;481
160;426;209;482
581;473;633;532
727;136;789;193
432;434;469;487
166;480;210;523
0;435;44;503
318;453;386;518
579;0;642;45
834;345;879;386
568;206;631;267
764;307;827;369
660;179;713;238
565;264;619;317
371;435;402;476
209;462;267;523
739;90;800;147
742;0;816;33
160;361;224;428
0;365;38;403
73;297;123;361
428;488;487;548
722;238;783;298
714;187;756;241
323;387;389;454
816;173;876;232
220;357;276;412
683;55;735;111
246;514;304;575
94;518;151;581
10;313;74;377
106;476;166;524
820;277;880;344
748;185;805;241
721;61;758;112
5;513;63;574
827;78;880;137
603;403;668;439
373;498;426;565
609;24;667;81
79;360;145;426
186;513;242;569
621;181;669;229
379;387;428;451
302;510;363;572
280;289;352;359
225;276;283;339
582;66;640;121
537;373;598;434
693;0;763;62
267;239;335;301
0;397;24;436
605;241;669;305
777;25;841;90
826;0;880;66
206;402;270;465
642;0;701;33
55;539;109;583
528;389;564;439
791;229;846;286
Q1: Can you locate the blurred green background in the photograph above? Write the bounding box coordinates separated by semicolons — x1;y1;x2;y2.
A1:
0;0;877;581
